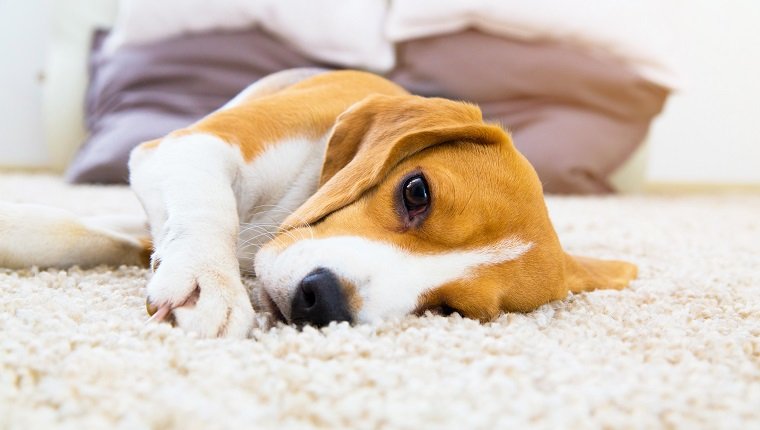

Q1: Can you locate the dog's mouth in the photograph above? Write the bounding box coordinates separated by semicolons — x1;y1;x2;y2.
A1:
259;289;288;324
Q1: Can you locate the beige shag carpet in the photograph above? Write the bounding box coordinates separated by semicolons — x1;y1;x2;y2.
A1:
1;173;759;429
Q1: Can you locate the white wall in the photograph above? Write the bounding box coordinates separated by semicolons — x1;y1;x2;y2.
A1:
646;0;760;185
0;0;50;167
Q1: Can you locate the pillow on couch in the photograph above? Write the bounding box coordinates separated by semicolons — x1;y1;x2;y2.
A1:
104;0;393;72
69;29;668;193
66;28;328;183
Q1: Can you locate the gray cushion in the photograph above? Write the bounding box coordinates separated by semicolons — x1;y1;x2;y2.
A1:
66;29;326;183
68;29;668;194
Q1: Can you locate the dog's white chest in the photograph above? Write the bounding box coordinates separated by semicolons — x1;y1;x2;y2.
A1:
234;137;327;273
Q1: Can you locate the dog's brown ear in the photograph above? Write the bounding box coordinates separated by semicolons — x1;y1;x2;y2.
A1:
562;253;638;294
317;94;507;186
282;94;509;229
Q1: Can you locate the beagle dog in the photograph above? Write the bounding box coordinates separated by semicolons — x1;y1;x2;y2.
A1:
0;69;636;337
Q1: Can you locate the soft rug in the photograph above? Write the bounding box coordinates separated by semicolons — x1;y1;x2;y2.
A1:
1;173;758;429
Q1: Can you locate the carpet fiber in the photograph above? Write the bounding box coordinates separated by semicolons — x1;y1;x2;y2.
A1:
1;173;759;429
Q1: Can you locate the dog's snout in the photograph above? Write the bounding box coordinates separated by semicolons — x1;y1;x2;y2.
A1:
290;268;352;327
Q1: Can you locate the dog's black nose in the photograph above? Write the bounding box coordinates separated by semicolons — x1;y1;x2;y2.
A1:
290;268;352;327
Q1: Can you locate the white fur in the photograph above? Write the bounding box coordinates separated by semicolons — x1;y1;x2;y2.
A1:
0;202;146;269
254;236;533;323
129;133;324;337
130;134;251;337
234;137;327;273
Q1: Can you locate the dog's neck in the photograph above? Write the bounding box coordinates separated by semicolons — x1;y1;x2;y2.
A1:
235;135;329;273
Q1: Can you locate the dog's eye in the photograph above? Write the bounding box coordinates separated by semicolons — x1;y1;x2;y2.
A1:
402;175;429;218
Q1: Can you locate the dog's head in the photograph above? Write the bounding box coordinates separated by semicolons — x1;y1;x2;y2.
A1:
254;94;636;326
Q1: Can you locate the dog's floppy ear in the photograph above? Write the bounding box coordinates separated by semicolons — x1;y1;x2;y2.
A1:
282;94;509;229
562;253;638;294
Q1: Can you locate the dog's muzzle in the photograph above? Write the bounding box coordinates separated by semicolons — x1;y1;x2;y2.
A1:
289;267;352;327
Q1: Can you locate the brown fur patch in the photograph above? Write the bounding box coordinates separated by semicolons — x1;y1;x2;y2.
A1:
138;238;153;268
149;71;408;161
339;278;364;315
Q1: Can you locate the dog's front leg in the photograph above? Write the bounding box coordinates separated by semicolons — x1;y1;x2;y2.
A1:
129;135;254;338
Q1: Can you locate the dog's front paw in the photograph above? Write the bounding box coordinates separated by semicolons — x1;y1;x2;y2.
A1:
146;254;254;338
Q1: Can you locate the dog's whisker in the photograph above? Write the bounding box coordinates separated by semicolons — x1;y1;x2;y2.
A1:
248;204;297;223
250;203;294;212
240;223;286;233
238;230;278;246
239;234;274;244
239;224;278;235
